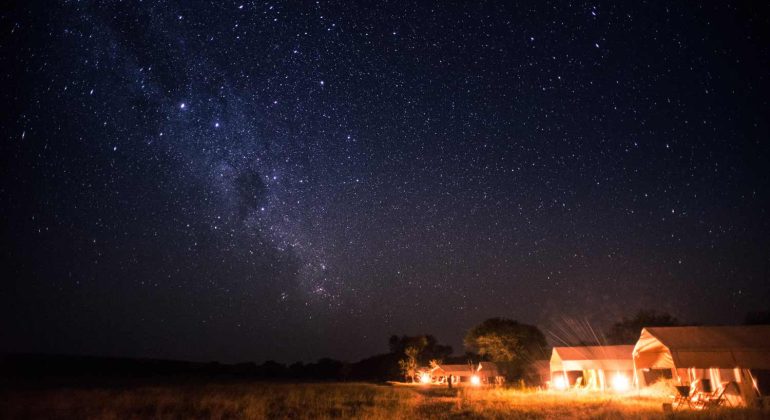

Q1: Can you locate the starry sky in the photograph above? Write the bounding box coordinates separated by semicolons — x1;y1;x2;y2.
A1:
1;1;769;363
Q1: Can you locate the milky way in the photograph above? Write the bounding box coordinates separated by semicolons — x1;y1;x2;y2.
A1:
1;2;769;363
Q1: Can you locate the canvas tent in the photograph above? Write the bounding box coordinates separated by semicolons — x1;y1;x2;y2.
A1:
427;362;503;385
633;326;770;405
477;362;502;384
550;345;635;390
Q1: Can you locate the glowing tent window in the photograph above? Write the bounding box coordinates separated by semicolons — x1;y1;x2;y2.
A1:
611;373;630;392
552;375;568;390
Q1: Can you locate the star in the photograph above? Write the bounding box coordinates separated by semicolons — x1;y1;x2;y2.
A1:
3;0;767;366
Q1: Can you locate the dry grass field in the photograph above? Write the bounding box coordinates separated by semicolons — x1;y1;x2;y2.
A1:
1;382;768;419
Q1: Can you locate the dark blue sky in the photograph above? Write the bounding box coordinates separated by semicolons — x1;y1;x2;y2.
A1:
1;1;768;363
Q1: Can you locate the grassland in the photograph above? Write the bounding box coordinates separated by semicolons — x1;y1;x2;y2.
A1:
1;382;768;419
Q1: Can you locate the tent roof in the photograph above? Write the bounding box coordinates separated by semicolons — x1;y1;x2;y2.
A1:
477;362;500;375
551;345;634;372
435;362;501;376
633;326;770;369
436;364;474;374
553;345;634;361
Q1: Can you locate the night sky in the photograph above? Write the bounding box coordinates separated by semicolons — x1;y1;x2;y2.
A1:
1;1;769;364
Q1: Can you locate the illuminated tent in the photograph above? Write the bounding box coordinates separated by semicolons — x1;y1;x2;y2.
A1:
477;361;501;381
550;345;635;390
633;326;770;405
432;362;502;385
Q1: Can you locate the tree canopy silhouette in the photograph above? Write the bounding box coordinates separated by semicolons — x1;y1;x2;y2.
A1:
388;334;452;363
744;310;770;325
464;318;547;380
606;310;680;344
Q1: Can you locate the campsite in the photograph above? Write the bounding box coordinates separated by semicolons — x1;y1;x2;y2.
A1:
3;319;770;418
3;1;770;418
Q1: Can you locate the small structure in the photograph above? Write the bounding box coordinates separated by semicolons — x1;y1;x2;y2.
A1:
550;345;635;391
633;325;770;406
419;362;503;386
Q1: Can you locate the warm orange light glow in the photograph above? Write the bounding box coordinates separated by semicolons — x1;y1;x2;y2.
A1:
611;373;630;392
552;375;568;390
420;373;431;384
470;375;481;386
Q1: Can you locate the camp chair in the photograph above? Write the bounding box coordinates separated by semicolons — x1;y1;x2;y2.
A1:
673;386;692;410
693;386;729;409
719;381;742;407
692;380;731;410
689;379;712;409
702;385;728;409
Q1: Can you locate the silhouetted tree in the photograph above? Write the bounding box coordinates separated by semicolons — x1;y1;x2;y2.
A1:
348;353;401;381
388;334;452;364
305;358;345;380
398;346;420;382
464;318;547;380
288;361;305;379
420;335;453;362
443;351;481;364
744;310;770;325
606;310;679;344
257;360;287;377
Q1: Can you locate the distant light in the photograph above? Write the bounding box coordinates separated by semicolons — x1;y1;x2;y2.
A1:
215;122;220;128
420;373;431;384
611;373;630;392
320;80;325;86
470;375;481;386
552;375;568;390
180;103;186;109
